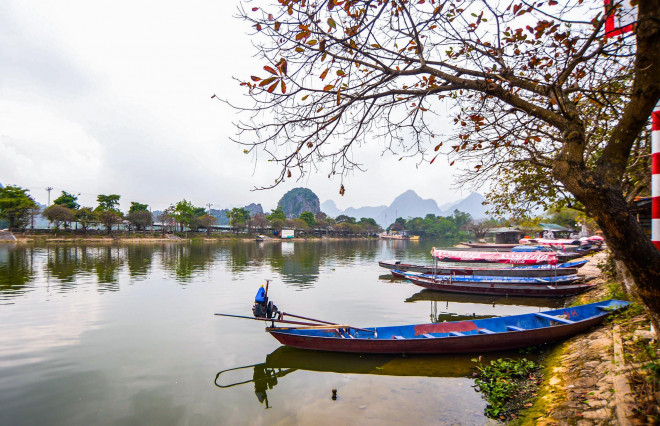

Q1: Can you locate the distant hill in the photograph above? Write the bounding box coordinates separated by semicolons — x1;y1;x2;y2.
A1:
278;188;320;218
439;192;488;218
320;200;342;217
322;190;488;227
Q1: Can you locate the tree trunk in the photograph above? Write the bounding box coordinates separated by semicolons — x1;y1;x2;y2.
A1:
572;182;660;335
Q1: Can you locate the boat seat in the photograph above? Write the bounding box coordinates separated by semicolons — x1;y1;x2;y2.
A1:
507;325;525;332
422;334;436;339
534;312;575;324
449;331;464;336
393;335;405;340
478;328;495;334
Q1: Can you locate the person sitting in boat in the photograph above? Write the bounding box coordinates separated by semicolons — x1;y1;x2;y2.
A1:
253;285;279;319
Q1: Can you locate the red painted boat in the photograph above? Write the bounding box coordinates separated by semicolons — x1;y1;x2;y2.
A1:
431;248;558;265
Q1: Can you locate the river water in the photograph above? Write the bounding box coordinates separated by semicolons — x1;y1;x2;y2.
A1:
0;240;567;425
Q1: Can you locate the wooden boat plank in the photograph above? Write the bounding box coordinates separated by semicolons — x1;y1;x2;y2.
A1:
535;312;575;324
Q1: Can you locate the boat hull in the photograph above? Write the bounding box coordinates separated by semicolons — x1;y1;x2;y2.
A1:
403;274;593;297
391;270;581;285
267;300;627;354
378;260;578;277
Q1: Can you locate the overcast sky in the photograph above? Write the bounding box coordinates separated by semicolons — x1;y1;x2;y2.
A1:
0;0;471;213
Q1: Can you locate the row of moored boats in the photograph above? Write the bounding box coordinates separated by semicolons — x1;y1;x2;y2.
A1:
225;236;629;355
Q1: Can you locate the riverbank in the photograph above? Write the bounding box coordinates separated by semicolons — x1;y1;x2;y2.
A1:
4;232;379;244
516;252;659;425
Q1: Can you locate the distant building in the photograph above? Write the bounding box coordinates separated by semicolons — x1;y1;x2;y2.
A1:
486;227;523;244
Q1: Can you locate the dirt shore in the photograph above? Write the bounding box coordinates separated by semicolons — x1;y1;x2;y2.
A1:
518;252;658;425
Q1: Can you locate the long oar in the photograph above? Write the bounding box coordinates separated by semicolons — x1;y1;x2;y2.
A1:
279;312;338;325
214;313;332;327
215;313;376;334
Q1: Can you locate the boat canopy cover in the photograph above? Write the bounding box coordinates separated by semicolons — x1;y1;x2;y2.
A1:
431;249;558;265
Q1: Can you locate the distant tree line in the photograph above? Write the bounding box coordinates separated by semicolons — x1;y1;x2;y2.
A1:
0;185;385;236
0;184;587;238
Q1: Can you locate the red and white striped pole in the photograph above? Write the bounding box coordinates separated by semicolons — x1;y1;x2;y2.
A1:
653;101;660;250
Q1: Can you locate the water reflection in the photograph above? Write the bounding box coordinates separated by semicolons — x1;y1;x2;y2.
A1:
405;289;566;309
0;241;388;299
0;246;35;298
215;346;533;410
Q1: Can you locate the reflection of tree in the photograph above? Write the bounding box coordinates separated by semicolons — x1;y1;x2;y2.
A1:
47;246;83;283
0;246;34;295
93;246;124;291
158;243;216;283
126;244;154;279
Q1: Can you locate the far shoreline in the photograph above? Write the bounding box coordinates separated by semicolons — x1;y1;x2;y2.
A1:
2;233;382;244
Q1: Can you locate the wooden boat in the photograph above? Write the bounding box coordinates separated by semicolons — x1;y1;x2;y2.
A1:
391;270;583;285
515;260;588;270
431;248;558;265
266;300;628;354
378;259;580;277
400;271;595;297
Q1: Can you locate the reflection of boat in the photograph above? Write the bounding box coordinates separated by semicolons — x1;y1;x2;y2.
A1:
392;270;582;285
379;259;580;277
266;300;627;354
400;272;595;297
214;346;521;408
404;289;566;309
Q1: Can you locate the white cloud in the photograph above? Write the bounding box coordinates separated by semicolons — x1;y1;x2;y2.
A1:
0;0;466;213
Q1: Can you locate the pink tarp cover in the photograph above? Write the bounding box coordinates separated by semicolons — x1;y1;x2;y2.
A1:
431;249;558;265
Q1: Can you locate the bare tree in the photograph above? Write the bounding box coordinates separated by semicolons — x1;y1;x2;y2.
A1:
228;0;660;332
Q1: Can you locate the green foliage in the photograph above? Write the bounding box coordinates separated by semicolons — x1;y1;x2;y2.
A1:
388;210;473;238
127;210;152;231
299;211;315;226
0;185;37;229
358;217;378;227
173;200;205;230
96;194;120;211
473;358;541;420
43;205;74;229
53;191;80;210
227;207;251;229
74;207;98;232
97;209;122;233
335;214;356;224
128;202;149;214
545;207;580;229
266;207;286;221
198;214;218;234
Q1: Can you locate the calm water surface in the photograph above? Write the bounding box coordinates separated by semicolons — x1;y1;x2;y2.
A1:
0;240;568;425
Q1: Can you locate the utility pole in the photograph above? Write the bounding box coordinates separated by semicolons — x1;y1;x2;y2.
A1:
46;187;53;205
206;203;213;215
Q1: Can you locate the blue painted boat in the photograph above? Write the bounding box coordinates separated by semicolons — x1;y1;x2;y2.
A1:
266;300;628;354
394;271;582;285
397;270;595;297
515;260;588;269
378;259;582;277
